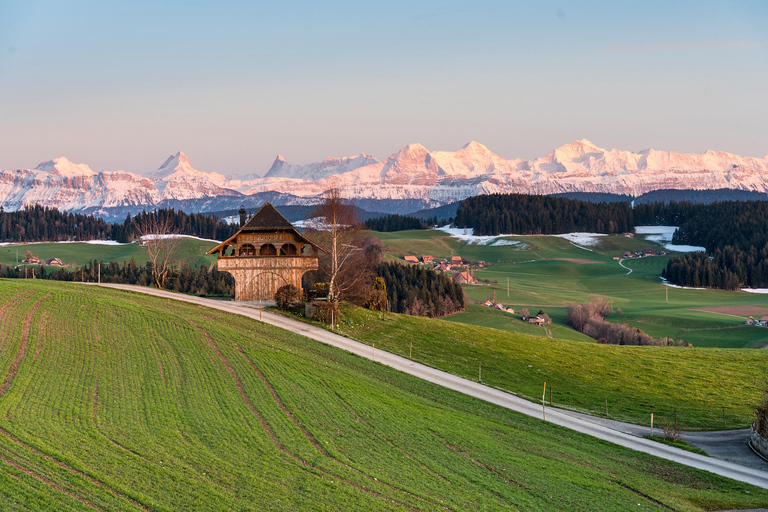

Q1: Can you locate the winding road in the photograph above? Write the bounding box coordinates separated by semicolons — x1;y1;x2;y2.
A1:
93;283;768;490
618;258;633;275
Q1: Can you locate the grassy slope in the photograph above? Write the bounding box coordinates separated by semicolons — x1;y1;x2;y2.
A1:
374;229;768;348
0;281;765;510
333;306;768;431
0;239;217;269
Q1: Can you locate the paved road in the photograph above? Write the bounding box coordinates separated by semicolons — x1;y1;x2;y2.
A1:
618;258;633;275
558;409;764;471
93;284;768;489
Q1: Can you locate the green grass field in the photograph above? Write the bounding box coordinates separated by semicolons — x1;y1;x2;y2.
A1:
0;280;767;510
375;229;768;348
331;305;768;431
0;238;218;269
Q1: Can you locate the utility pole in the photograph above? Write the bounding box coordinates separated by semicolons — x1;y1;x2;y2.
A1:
98;262;101;284
507;277;509;298
665;285;668;304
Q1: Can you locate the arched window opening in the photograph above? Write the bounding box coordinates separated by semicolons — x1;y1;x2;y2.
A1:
301;244;315;256
222;245;235;257
239;244;256;256
260;243;277;256
280;243;297;256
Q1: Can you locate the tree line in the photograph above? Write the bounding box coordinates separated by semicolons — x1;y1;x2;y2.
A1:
0;258;234;296
0;205;238;243
659;201;768;289
376;262;464;317
566;297;690;347
454;194;634;236
363;214;439;232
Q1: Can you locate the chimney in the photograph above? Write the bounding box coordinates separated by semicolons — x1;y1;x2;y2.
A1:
239;206;247;227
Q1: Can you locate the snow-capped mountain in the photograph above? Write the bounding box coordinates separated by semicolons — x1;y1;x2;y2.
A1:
263;153;379;181
1;140;767;218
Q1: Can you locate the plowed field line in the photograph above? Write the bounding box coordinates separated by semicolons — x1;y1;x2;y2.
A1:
145;325;166;386
92;380;146;461
0;425;154;511
233;343;452;511
430;430;529;491
0;290;31;353
0;451;104;511
188;321;421;512
0;294;50;397
324;382;448;482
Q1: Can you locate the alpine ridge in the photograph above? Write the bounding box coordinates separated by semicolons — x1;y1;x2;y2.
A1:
1;140;767;218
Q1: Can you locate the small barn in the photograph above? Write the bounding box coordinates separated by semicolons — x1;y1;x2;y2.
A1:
207;202;324;301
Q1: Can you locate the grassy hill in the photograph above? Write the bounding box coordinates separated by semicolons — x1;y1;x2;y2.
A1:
374;229;768;348
0;280;766;510
332;306;768;431
0;238;217;269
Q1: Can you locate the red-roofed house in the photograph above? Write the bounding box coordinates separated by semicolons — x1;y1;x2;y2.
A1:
403;255;419;264
451;255;462;263
452;271;476;284
422;255;434;264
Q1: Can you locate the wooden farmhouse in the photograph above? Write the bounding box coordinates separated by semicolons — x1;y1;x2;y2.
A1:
207;202;324;301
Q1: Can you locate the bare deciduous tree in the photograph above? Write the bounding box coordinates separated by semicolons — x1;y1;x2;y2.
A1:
308;189;367;305
137;213;182;289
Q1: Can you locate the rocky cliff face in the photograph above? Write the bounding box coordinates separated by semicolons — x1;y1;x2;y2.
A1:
2;141;766;217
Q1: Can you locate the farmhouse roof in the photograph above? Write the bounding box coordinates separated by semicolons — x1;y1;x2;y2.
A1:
207;201;325;255
759;316;768;322
242;202;295;231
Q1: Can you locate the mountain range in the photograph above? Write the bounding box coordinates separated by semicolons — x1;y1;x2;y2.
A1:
1;139;767;219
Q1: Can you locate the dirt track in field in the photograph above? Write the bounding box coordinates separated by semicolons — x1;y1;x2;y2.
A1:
691;305;768;317
550;258;601;264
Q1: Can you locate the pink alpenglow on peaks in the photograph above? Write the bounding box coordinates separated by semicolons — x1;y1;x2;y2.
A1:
35;157;96;178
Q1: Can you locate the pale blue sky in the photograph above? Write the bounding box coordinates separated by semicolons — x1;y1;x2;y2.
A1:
0;0;766;176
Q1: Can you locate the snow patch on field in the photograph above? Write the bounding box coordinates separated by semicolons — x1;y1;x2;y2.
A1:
0;240;129;246
554;233;606;247
635;225;677;243
660;277;705;290
742;288;768;294
139;234;221;243
635;226;705;252
490;239;526;248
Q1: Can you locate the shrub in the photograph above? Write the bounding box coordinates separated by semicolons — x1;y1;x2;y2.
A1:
756;386;768;438
275;284;302;310
310;301;337;325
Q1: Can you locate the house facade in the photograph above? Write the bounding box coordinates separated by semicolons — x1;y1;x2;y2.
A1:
207;203;323;301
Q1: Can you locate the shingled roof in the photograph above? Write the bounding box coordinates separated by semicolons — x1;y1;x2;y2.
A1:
242;202;294;230
206;201;326;255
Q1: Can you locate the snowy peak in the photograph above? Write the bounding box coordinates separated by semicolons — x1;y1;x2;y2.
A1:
263;152;379;181
153;151;197;180
35;157;95;178
149;151;227;185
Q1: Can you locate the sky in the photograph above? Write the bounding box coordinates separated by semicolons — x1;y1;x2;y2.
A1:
0;0;766;176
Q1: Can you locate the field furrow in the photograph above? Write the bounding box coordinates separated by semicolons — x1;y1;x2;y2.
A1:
0;294;50;398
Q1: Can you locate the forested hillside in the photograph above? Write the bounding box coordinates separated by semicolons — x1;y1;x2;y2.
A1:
661;201;768;289
0;205;237;243
454;194;634;236
377;262;464;317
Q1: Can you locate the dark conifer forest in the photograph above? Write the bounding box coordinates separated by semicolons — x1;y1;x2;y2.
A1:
377;262;464;317
0;205;238;243
454;194;634;236
363;214;428;232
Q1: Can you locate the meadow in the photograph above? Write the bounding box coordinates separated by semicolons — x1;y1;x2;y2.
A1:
332;305;768;431
374;229;768;349
0;279;766;510
0;238;218;270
